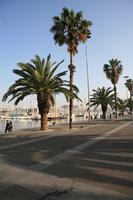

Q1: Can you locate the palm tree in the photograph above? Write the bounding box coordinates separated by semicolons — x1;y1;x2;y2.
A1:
50;7;92;129
88;87;114;119
127;99;133;114
117;98;127;116
103;59;123;118
2;55;80;131
125;79;133;114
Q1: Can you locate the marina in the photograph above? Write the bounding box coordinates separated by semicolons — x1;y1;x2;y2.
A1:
0;116;85;132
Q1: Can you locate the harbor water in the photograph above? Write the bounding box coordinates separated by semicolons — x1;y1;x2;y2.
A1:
0;117;85;132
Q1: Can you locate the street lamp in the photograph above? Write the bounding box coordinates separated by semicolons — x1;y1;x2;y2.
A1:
85;42;91;123
54;94;56;118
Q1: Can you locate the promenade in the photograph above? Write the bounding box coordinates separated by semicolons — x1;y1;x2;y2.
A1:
0;117;133;200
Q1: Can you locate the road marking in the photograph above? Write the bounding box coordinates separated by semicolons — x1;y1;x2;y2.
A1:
30;121;132;171
0;135;53;150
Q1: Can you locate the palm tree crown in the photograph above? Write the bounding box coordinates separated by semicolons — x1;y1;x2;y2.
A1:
125;79;133;92
103;59;123;85
2;54;80;130
50;7;92;55
89;87;114;119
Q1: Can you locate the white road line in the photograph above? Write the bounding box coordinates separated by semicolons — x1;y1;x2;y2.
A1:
30;121;132;171
0;135;53;150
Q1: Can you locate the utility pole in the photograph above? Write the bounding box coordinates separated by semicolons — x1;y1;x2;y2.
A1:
85;42;91;123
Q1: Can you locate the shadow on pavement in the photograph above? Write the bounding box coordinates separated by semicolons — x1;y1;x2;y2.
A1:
0;118;133;199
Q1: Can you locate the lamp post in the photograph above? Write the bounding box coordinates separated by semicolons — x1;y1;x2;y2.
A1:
85;42;91;123
54;94;56;118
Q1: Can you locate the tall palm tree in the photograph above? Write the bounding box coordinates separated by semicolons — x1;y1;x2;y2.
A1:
103;59;123;118
117;98;127;116
50;7;92;129
88;87;114;119
2;55;80;131
125;79;133;114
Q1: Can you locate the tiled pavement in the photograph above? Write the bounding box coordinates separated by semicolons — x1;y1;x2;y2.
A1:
0;119;133;199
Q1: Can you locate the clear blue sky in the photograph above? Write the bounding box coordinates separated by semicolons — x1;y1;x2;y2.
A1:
0;0;133;108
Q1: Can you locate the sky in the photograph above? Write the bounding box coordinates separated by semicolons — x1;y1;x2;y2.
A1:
0;0;133;108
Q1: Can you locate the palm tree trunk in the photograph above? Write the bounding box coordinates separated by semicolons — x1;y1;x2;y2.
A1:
41;112;48;131
114;84;117;119
69;50;75;129
130;91;132;114
103;111;106;119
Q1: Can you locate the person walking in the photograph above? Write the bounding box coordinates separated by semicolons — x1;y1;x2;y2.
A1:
5;120;10;133
8;121;13;133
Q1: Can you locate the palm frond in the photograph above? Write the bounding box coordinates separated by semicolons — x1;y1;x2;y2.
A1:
3;54;80;111
50;7;92;55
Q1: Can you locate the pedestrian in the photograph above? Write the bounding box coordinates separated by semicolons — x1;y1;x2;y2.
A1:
5;120;10;133
53;121;56;126
8;121;13;133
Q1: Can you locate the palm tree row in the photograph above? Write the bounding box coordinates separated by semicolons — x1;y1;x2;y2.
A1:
2;7;132;130
90;58;133;118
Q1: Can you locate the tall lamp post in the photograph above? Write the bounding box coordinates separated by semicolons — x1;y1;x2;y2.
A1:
54;94;56;118
85;42;91;123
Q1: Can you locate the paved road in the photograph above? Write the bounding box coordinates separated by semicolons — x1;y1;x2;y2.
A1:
0;118;133;199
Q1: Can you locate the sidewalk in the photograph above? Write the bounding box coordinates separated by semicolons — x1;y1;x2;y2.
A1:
0;115;129;136
0;117;133;200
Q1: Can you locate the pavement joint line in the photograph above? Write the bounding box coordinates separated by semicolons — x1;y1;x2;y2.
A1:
0;124;100;150
29;121;132;171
